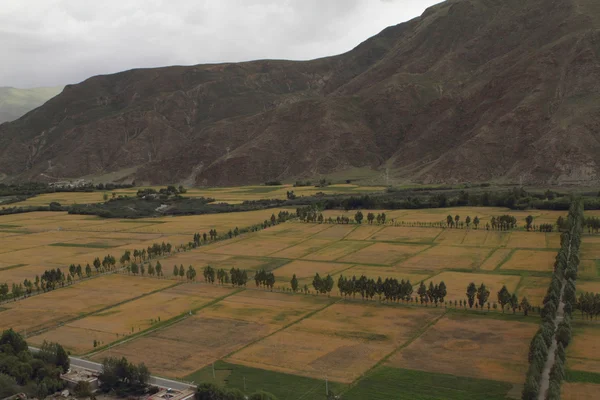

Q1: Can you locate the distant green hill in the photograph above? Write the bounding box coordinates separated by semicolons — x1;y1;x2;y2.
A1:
0;86;63;123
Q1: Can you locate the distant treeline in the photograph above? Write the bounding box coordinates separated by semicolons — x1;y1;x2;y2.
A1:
292;187;600;211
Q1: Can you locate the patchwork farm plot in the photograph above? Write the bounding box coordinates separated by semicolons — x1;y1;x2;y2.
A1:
1;205;584;399
29;283;235;354
0;275;172;333
0;209;292;285
228;303;444;383
90;291;333;378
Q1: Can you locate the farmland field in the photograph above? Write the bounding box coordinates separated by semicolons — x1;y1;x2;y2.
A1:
0;275;172;333
90;291;332;378
387;313;537;383
0;204;583;399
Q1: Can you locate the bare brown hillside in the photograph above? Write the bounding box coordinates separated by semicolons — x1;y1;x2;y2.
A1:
1;0;599;185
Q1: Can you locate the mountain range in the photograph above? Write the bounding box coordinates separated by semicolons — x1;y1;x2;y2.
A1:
1;0;599;186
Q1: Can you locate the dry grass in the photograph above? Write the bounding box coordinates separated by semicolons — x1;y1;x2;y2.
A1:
311;225;357;240
338;243;430;265
199;290;329;327
205;236;302;257
30;283;234;354
258;223;332;238
387;313;538;383
506;232;548;249
398;245;492;271
272;260;349;280
576;280;600;294
516;276;552;306
500;250;556;272
270;239;335;259
301;241;370;262
90;316;272;378
479;249;512;270
569;326;600;367
344;225;384;241
0;275;172;333
228;303;443;383
434;230;467;245
561;383;600;400
367;227;442;243
423;271;521;303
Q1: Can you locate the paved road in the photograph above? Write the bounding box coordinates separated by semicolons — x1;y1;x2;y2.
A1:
29;347;194;391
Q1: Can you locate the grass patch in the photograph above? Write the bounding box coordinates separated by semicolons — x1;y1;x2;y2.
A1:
335;331;389;341
118;220;167;224
0;224;20;228
49;242;116;249
94;310;121;317
344;366;512;400
185;360;346;399
0;264;27;271
566;369;600;384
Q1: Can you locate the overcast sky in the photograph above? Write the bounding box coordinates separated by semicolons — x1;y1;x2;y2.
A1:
1;0;442;88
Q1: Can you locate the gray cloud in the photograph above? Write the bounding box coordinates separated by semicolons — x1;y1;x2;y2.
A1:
0;0;442;88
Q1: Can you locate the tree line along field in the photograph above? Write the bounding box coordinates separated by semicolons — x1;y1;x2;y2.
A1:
3;206;599;399
560;234;600;399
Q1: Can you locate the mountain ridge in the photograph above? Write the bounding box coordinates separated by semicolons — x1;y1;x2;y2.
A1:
1;0;599;186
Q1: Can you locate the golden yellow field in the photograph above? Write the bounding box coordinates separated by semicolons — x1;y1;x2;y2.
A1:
479;249;512;270
515;276;551;305
29;283;235;354
387;313;537;383
205;236;301;257
301;241;370;262
310;224;357;240
506;231;550;249
90;291;331;378
0;204;577;392
568;326;600;373
0;275;172;333
228;303;444;383
367;226;442;243
500;250;557;272
561;383;600;400
270;239;334;259
398;245;492;271
338;242;430;265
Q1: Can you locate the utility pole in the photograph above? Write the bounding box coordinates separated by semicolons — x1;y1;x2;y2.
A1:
212;363;215;379
325;376;328;395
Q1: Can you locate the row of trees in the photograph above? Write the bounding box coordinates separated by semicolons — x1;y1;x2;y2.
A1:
522;200;583;400
585;216;600;233
576;292;600;319
254;269;276;290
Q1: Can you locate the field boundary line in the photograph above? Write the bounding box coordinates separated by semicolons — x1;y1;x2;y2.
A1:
223;298;340;360
513;275;526;299
341;224;360;240
477;247;500;271
494;248;516;271
82;286;244;358
340;309;449;396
